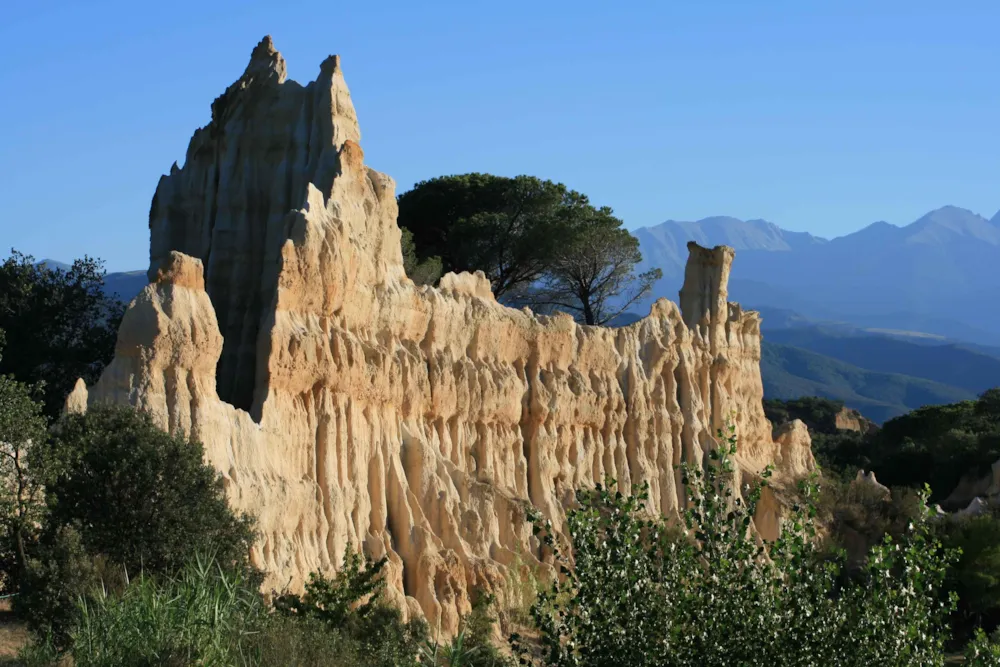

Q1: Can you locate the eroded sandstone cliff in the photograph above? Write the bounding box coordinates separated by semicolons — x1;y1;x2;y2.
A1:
69;36;813;635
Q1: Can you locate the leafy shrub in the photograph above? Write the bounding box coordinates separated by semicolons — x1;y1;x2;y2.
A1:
274;546;388;628
15;405;257;646
965;627;1000;666
421;594;514;667
274;545;427;667
15;524;100;648
866;389;1000;503
35;405;256;577
515;424;958;666
937;509;1000;645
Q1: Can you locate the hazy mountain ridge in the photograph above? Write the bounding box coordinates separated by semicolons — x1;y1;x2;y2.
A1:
632;205;1000;345
759;341;975;424
38;259;147;305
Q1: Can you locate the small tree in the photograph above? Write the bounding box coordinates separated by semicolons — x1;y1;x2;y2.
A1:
0;372;48;593
401;227;443;286
0;251;125;418
535;211;661;325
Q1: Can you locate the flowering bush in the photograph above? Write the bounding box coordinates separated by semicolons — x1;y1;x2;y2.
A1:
514;424;958;666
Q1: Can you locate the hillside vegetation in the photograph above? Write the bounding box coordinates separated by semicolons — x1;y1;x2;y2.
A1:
760;341;974;423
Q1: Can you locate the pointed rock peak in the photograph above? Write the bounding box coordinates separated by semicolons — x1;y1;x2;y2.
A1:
320;54;342;75
862;220;897;231
911;205;987;229
244;34;287;83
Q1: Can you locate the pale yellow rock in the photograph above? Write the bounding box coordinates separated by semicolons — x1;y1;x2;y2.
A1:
74;37;815;636
64;378;89;415
833;406;877;434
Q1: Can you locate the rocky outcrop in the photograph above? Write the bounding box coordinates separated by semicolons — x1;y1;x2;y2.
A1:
69;37;814;635
852;470;891;501
943;459;1000;510
834;407;877;435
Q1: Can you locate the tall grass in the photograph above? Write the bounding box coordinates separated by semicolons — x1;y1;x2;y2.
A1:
72;554;264;667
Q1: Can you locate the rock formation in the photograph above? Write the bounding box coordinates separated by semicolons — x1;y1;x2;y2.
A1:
68;36;814;635
944;459;1000;510
834;406;877;435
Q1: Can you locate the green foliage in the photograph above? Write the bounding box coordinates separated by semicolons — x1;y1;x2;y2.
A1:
965;627;1000;666
396;173;654;320
421;594;514;667
867;390;1000;503
71;554;264;667
516;425;958;666
274;545;428;667
15;524;101;648
12;405;256;647
274;546;388;628
35;405;256;577
763;396;872;477
935;509;1000;646
401;227;443;286
534;211;662;325
0;374;48;594
0;252;125;419
398;174;576;299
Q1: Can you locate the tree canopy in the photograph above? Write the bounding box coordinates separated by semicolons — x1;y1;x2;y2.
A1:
396;173;658;323
0;252;125;418
535;209;661;325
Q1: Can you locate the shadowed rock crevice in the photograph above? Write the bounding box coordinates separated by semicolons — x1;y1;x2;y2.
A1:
147;36;360;414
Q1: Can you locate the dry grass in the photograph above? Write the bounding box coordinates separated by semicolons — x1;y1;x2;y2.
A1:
0;600;28;658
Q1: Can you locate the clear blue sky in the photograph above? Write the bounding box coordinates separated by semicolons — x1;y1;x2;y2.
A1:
1;0;998;271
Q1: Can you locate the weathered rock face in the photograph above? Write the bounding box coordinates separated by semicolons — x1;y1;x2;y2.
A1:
71;37;814;635
834;406;877;435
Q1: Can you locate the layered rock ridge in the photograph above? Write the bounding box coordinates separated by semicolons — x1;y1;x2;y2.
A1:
70;37;813;635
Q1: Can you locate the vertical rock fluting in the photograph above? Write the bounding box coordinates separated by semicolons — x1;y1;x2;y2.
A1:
74;37;814;635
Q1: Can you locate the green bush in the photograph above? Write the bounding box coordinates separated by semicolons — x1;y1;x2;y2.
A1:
965;627;1000;666
15;405;257;647
35;405;256;577
15;524;101;648
515;424;958;666
274;545;427;667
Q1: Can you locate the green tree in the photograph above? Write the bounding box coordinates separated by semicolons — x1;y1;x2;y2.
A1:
534;211;661;325
33;405;256;578
0;372;48;593
0;251;125;418
939;511;1000;643
401;227;443;286
396;174;578;300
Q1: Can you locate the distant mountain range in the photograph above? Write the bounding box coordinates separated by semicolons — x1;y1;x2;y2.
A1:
631;205;1000;346
748;307;1000;422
